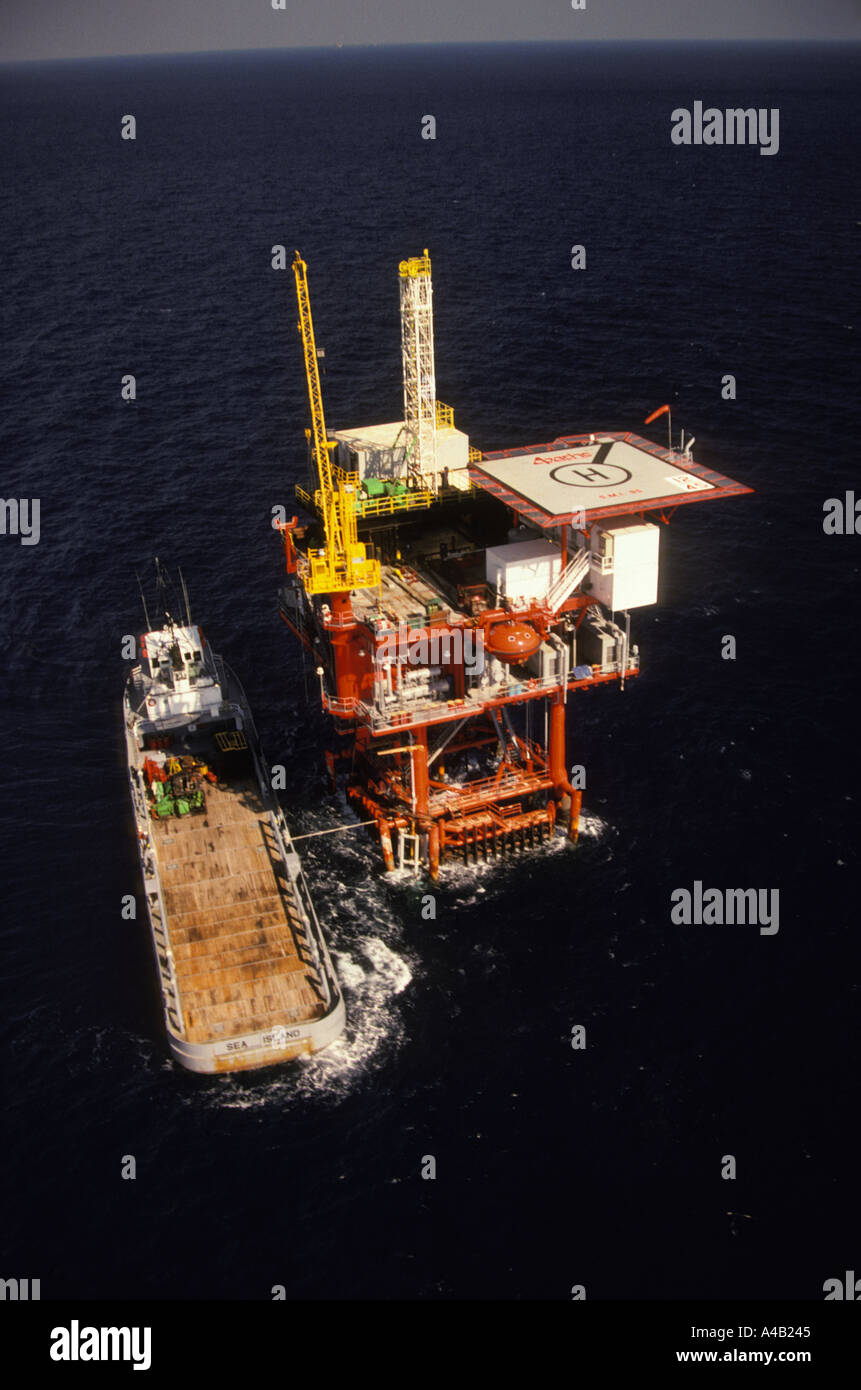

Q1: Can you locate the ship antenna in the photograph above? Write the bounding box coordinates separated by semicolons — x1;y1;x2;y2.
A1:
154;555;173;627
178;566;192;627
135;567;152;631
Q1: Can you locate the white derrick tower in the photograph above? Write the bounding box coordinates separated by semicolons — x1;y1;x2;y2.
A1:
399;249;437;478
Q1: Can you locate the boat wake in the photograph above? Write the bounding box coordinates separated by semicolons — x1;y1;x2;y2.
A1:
187;931;413;1109
429;812;611;902
578;811;610;840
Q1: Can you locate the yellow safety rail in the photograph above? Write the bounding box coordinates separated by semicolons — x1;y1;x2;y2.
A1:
296;482;435;519
360;490;435;518
292;252;381;595
215;731;248;752
435;401;455;430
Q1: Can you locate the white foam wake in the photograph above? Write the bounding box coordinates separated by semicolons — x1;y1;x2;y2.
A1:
191;932;414;1109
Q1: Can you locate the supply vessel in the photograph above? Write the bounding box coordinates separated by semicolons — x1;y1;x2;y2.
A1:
124;566;345;1071
278;249;752;879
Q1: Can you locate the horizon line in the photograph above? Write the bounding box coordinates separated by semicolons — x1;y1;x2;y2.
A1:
2;35;858;69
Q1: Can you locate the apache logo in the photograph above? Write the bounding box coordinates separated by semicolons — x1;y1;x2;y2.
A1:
539;450;593;466
50;1320;152;1371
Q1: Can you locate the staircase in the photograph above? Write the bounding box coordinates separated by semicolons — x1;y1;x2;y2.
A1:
546;547;591;612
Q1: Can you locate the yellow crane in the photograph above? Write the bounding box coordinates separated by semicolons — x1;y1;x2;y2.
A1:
291;251;380;596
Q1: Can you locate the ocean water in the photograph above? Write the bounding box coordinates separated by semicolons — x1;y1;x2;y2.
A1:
0;41;858;1300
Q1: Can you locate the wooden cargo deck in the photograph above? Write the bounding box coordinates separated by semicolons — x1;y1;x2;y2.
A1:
151;778;326;1044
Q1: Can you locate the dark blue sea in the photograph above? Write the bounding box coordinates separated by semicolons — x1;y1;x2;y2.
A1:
1;41;858;1301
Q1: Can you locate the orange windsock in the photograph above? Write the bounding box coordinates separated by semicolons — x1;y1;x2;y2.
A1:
644;404;671;424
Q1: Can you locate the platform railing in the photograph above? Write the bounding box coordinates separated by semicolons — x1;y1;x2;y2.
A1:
296;481;436;519
321;652;640;731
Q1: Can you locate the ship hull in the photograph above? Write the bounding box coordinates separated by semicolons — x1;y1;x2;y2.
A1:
164;999;346;1073
124;649;345;1074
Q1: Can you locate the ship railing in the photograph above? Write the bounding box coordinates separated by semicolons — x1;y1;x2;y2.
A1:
215;656;259;739
267;809;339;1008
130;764;186;1038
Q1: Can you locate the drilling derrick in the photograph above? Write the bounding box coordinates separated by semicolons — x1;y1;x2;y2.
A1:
278;250;752;879
399;248;437;480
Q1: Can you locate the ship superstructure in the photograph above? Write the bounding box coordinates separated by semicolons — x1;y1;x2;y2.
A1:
278;251;752;879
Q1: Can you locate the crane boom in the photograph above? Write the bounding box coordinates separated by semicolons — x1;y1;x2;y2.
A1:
291;251;380;596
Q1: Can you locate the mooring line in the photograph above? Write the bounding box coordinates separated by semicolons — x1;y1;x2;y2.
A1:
290;818;379;842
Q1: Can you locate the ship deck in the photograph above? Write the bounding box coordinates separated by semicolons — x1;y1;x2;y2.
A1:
151;776;327;1045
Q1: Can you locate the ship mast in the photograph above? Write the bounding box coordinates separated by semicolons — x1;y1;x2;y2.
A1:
135;568;152;631
178;567;193;627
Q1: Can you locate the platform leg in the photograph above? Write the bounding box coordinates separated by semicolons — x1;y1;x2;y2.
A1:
378;816;395;872
429;822;440;880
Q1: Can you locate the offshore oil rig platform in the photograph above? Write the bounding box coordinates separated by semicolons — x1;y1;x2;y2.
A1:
278;250;751;879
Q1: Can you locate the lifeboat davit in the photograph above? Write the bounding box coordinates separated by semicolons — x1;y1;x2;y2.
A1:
485;620;541;662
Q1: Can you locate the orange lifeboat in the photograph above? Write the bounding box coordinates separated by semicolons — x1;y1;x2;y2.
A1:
485;620;541;662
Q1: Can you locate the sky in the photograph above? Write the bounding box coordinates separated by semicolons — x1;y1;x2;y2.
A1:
0;0;859;64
